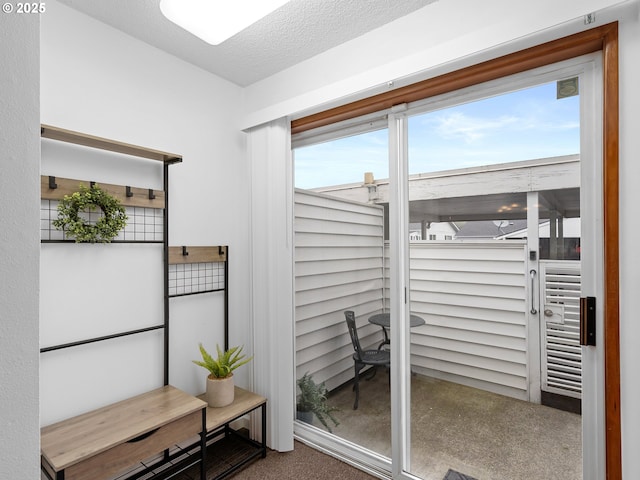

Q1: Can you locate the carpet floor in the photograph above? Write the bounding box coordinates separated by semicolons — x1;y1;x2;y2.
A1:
208;440;378;480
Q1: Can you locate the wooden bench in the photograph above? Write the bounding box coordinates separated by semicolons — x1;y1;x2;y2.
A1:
40;386;207;480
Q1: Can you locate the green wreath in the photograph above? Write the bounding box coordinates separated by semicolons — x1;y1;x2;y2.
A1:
53;184;128;243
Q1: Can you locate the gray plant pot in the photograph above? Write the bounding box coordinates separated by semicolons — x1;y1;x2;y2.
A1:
206;374;234;407
296;409;314;425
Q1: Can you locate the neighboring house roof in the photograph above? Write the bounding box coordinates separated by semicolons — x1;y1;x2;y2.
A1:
409;221;460;232
455;218;582;239
455;220;528;239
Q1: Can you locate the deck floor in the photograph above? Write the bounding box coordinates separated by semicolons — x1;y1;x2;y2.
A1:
322;371;582;480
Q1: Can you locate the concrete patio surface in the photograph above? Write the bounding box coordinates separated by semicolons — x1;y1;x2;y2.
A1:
322;371;582;480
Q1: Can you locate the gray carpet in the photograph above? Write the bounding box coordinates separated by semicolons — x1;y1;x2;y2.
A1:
174;436;378;479
227;440;378;480
175;434;479;480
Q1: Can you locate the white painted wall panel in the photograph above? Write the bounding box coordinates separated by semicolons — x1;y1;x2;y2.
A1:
0;11;40;478
39;2;247;427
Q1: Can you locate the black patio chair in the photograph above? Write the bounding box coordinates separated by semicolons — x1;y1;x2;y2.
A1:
345;310;391;410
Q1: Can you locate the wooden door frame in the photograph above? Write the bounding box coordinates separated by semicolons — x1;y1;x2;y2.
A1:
292;23;621;479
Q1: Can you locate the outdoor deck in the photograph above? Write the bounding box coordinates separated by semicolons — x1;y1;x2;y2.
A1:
324;372;582;480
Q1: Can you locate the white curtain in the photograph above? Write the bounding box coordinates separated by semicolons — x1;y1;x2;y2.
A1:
247;117;295;451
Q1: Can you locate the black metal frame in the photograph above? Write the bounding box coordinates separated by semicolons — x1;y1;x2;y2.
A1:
166;246;229;350
40;325;165;353
39;130;238;480
186;400;267;480
39;160;178;389
163;163;170;385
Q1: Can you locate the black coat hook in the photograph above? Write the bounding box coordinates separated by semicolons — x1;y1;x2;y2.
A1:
48;176;57;190
218;246;224;256
126;186;133;197
90;181;96;189
148;189;156;200
182;246;189;256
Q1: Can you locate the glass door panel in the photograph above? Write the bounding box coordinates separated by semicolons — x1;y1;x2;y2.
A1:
405;80;582;480
293;126;392;459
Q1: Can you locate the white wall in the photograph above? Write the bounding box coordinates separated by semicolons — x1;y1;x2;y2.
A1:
40;0;251;423
617;5;640;478
0;10;40;480
243;0;640;474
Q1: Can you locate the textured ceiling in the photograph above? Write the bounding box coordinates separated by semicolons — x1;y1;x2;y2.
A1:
56;0;437;87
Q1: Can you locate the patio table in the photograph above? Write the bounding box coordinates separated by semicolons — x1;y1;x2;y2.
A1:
368;312;425;349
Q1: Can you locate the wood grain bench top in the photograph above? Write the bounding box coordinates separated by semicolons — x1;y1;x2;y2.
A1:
198;386;266;432
41;385;206;472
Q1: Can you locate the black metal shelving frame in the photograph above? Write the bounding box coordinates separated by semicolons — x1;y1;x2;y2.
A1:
167;245;229;350
38;126;235;480
39;126;231;384
38;125;182;387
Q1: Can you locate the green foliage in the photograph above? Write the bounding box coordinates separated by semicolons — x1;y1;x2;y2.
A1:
53;184;127;243
192;343;252;379
297;372;340;433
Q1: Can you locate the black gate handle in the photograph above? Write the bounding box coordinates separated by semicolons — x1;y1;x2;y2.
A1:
580;296;596;346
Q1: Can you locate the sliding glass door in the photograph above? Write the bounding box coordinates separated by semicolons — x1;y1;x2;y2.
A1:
292;54;604;480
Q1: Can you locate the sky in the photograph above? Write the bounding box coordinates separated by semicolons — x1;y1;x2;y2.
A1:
293;81;580;189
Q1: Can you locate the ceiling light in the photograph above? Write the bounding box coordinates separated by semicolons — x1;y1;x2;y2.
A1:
160;0;291;45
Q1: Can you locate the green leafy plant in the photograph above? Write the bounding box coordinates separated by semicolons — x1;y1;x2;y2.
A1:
296;372;339;433
53;184;127;243
192;343;252;379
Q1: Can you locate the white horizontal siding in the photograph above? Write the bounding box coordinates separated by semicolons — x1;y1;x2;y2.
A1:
295;190;385;390
388;241;529;399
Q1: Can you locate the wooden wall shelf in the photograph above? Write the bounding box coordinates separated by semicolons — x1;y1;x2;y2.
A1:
41;124;182;165
169;246;227;265
41;175;166;209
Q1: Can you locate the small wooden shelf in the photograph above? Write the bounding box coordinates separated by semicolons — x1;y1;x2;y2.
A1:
169;246;227;265
41;124;182;165
200;387;266;434
41;175;166;209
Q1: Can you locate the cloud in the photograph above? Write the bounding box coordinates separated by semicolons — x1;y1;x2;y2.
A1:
426;112;519;143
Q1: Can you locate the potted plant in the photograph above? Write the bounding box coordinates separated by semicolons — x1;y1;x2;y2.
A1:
296;372;340;433
193;343;252;407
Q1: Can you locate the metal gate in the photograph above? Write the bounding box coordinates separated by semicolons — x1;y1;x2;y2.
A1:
539;260;582;399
